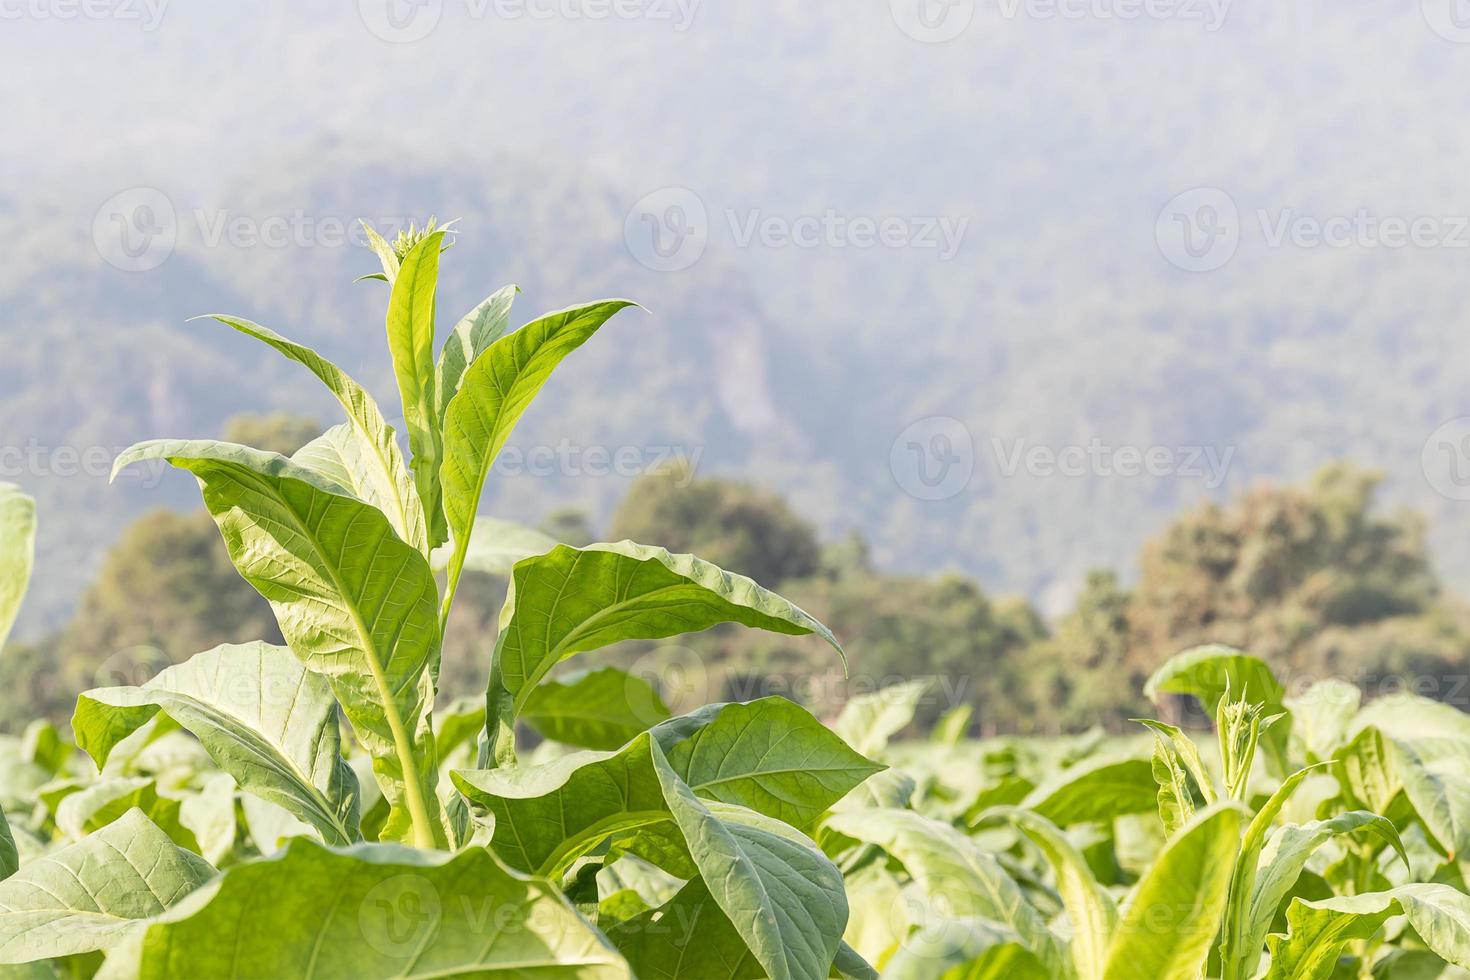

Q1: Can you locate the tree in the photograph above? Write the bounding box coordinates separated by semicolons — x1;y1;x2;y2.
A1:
608;465;821;586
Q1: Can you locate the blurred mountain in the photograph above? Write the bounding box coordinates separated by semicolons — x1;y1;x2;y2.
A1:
7;1;1470;633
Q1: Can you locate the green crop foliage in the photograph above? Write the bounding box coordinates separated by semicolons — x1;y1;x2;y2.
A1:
3;226;1470;977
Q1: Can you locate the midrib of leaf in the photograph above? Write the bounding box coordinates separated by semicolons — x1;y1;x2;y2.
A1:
228;465;437;849
510;582;690;713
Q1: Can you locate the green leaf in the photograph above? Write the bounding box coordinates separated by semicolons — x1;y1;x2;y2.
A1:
522;667;673;751
1387;735;1470;859
1227;811;1407;980
438;300;637;620
112;440;444;849
1100;803;1243;980
1219;762;1333;980
1021;756;1158;826
359;220;400;283
1266;884;1470;979
1284;679;1361;762
480;541;844;766
653;759;848;980
123;837;630;978
385;233;448;549
73;642;360;846
833;680;930;757
822;808;1067;977
209;315;426;553
0;485;34;654
607;878;762;979
931;704;974;746
985;807;1118;980
434;284;518;422
454;697;877;875
0;810;213;962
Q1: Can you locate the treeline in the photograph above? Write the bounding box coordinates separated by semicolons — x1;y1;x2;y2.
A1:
4;415;1466;736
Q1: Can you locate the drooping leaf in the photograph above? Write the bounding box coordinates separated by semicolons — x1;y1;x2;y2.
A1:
1021;756;1158;826
822;808;1067;977
454;698;876;875
521;667;672;751
434;283;518;422
1100;803;1244;980
209;315;426;552
480;541;844;766
833;680;931;757
0;485;34;655
122;837;630;978
73;642;360;846
385;233;447;548
438;300;637;615
1266;884;1470;979
983;807;1117;980
113;440;444;848
0;810;213;962
1387;735;1470;859
1225;811;1407;980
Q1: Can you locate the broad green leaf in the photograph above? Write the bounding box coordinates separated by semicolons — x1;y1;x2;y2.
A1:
653;758;848;980
1101;803;1243;980
822;808;1067;977
0;809;213;962
124;837;629;978
1389;736;1470;859
385;233;447;548
1285;679;1361;762
1266;884;1470;979
607;878;762;979
835;766;916;812
113;440;444;849
454;698;877;875
984;807;1117;980
522;667;672;751
833;680;931;757
0;485;34;654
480;541;844;766
1021;756;1157;826
210;315;426;552
1349;693;1470;742
1335;726;1401;815
1226;811;1406;980
655;697;881;829
179;774;237;866
1145;645;1288;772
879;919;1049;980
831;941;879;980
434;283;518;421
438;300;637;618
73;642;360;846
